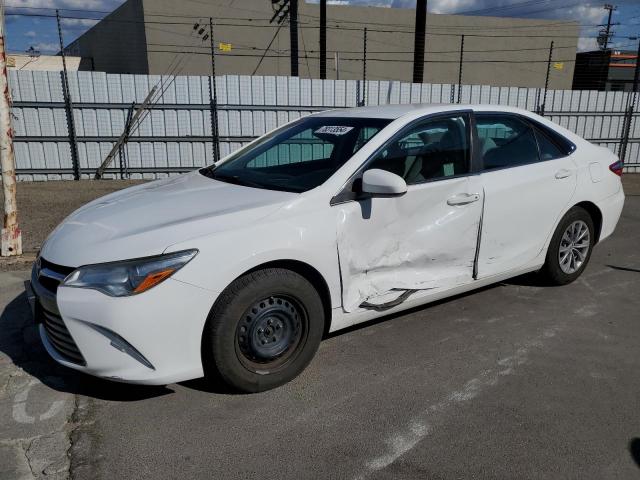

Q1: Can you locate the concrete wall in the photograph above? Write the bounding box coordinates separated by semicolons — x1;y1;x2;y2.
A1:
139;0;578;88
69;0;578;89
7;55;82;71
65;0;148;74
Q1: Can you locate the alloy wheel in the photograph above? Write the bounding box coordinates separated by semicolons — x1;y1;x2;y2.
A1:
558;220;590;274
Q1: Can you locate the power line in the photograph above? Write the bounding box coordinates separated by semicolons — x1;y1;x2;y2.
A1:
147;42;579;55
145;48;578;63
4;12;593;38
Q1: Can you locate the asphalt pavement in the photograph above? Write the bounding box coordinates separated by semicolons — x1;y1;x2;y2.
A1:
1;183;639;479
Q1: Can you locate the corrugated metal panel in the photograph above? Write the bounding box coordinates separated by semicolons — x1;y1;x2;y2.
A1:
10;71;640;180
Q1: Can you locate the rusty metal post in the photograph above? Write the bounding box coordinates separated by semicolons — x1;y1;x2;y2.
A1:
0;1;22;256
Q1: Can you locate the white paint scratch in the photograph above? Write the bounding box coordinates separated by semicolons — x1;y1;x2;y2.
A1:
354;326;561;479
12;378;66;424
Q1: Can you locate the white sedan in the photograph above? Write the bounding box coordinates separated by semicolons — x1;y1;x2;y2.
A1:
30;104;625;392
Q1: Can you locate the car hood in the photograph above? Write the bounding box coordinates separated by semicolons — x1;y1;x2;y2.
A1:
41;171;296;267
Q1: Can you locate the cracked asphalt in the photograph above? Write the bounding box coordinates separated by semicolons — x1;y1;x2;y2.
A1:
1;178;640;479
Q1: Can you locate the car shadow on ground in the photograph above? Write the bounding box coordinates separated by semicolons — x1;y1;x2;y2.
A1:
607;264;640;274
0;291;174;402
1;290;244;399
0;270;558;399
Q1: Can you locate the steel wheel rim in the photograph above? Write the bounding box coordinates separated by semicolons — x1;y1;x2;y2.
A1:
235;295;307;373
558;220;590;274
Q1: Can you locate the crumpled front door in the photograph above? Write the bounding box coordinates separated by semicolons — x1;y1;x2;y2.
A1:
336;176;483;313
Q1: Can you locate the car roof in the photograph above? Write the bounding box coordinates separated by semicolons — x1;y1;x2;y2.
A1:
314;104;534;120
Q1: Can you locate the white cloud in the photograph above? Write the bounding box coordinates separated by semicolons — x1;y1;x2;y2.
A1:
61;17;99;27
577;36;598;52
7;0;120;10
31;42;59;52
24;30;37;37
564;4;607;25
428;0;479;14
8;0;103;7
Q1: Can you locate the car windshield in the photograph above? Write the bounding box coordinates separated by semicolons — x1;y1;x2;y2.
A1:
201;116;391;192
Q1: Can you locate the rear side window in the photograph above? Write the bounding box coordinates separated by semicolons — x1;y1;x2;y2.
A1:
476;114;539;170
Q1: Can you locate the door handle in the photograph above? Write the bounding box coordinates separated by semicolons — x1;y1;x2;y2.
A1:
447;193;480;206
555;169;572;179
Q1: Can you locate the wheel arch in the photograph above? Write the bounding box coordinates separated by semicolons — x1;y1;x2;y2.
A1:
574;201;603;243
239;260;333;336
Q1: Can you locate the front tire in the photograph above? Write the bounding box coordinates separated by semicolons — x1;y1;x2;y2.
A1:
202;268;324;393
540;206;595;285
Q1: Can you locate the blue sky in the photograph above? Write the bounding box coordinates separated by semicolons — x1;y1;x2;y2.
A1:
5;0;640;55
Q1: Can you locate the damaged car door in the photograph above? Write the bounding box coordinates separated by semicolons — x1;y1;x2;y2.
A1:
334;113;483;312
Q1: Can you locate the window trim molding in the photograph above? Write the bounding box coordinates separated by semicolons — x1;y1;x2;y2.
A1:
330;109;475;206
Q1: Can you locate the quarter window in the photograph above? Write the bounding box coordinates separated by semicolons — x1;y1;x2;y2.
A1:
367;115;470;184
534;128;565;160
476;114;539;170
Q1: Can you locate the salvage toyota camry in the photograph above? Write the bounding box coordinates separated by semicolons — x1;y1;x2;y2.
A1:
30;104;625;392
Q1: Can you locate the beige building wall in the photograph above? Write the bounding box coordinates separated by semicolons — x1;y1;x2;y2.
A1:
7;54;81;71
72;0;579;89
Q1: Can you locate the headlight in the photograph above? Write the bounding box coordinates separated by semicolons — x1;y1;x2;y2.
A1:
62;249;198;297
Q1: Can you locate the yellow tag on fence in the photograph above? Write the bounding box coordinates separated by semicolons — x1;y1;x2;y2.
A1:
219;43;232;52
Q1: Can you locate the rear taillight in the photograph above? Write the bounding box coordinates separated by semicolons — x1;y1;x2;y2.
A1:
609;159;624;177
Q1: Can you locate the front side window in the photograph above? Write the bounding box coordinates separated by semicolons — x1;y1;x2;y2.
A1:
366;114;471;184
202;117;391;192
476;114;539;170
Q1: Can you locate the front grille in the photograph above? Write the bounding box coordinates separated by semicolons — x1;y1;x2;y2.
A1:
41;306;86;366
38;258;76;293
34;257;85;365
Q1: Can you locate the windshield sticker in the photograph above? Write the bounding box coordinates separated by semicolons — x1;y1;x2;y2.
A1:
314;126;354;135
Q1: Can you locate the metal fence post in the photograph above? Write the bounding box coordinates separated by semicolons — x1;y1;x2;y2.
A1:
119;102;134;179
618;40;640;164
361;27;367;107
56;10;80;180
457;34;464;104
538;40;554;116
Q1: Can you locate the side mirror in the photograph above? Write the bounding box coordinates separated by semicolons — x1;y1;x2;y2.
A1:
361;169;408;196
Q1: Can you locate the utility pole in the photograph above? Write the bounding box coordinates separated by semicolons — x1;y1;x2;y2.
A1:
56;10;80;180
289;0;299;77
412;0;427;83
599;4;617;50
320;0;326;79
335;51;340;80
208;17;220;163
0;1;22;256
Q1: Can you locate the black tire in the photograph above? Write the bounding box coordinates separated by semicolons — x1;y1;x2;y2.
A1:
540;206;595;285
202;268;324;393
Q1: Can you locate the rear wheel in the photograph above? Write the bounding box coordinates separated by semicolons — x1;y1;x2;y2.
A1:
540;206;594;285
202;268;324;393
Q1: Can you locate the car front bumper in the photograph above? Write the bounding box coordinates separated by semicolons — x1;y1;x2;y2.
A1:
30;263;217;385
